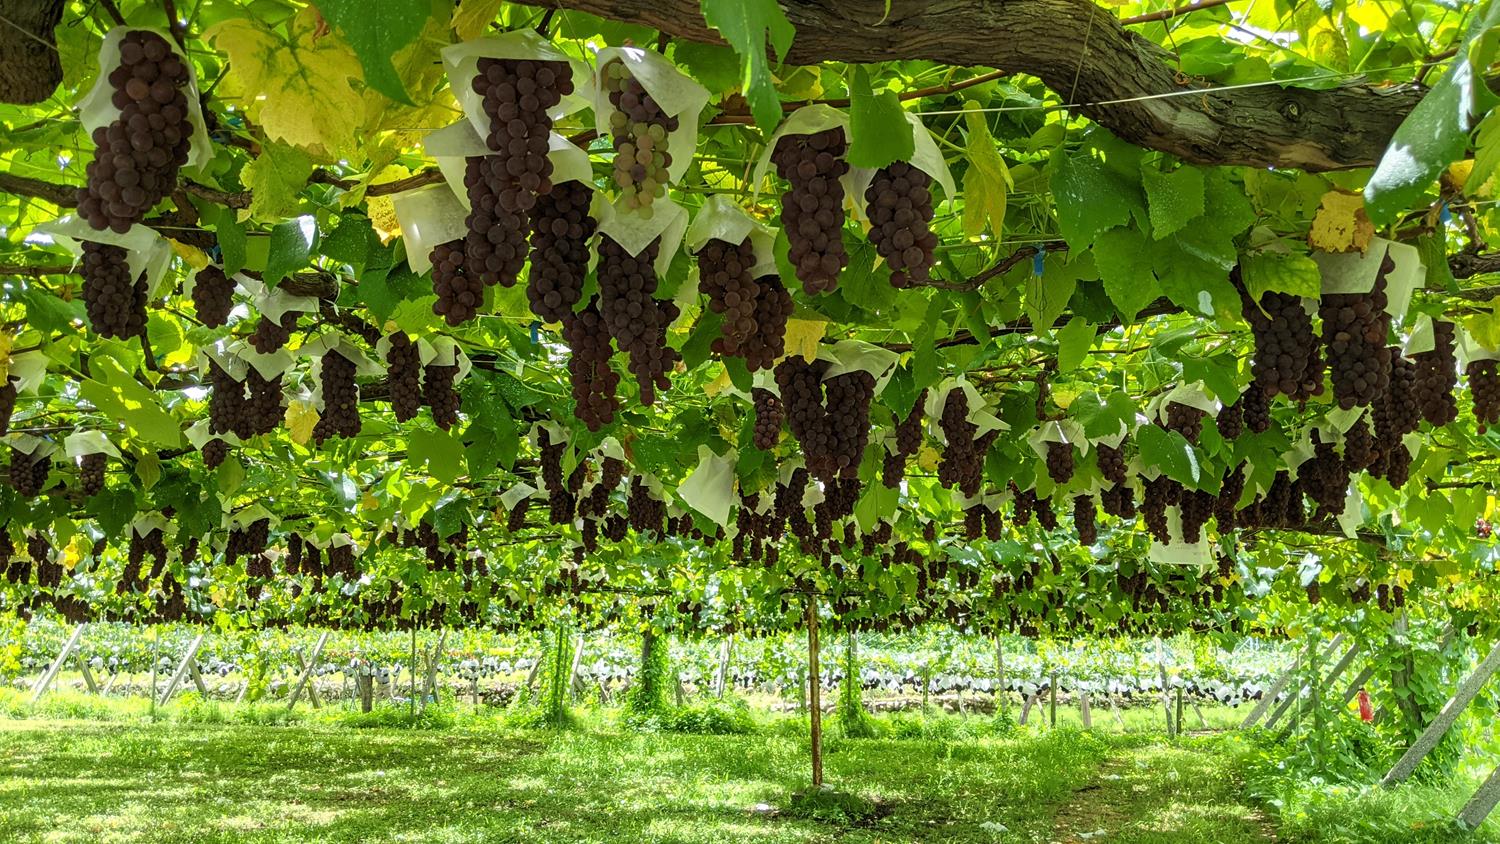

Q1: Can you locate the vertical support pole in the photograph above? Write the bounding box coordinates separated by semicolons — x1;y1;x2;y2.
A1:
1049;672;1058;729
714;637;731;699
409;626;418;721
1157;640;1175;739
1020;691;1037;725
1175;687;1184;735
1382;641;1500;786
1458;765;1500;831
806;594;823;789
1109;694;1125;729
75;654;99;694
1079;689;1092;730
29;624;87;704
1277;642;1361;741
996;635;1008;719
423;629;447;705
1193;702;1208;729
286;631;330;713
149;629;159;717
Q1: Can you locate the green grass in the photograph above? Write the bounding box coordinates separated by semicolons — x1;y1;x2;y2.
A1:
0;689;1493;843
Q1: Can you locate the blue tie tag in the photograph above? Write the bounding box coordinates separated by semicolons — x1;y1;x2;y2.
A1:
529;320;540;346
1032;251;1046;276
1438;202;1452;225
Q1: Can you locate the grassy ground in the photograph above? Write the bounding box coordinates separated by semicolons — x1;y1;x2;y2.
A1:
0;691;1493;843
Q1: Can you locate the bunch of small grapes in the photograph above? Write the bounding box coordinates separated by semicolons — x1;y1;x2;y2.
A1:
1242;288;1324;401
250;311;298;354
883;391;926;488
1300;435;1351;518
822;371;875;480
864;161;937;288
602;60;677;211
752;388;783;450
771;128;849;294
10;448;49;497
1217;395;1244;440
191;265;234;327
526;179;595;323
423;364;461;430
0;378;16;437
1468;359;1500;433
627;475;665;535
1045;441;1074;484
1164;401;1206;444
597;235;679;406
1073;495;1097;544
1320;259;1392;410
1413;320;1460;425
244;369;283;436
81;241;148;339
562;298;620;431
1179;489;1214;542
461;154;528;289
1101;482;1136;519
76;30;192;232
743;275;794;372
1343;414;1377;471
1240;384;1272;433
429;239;483;326
78;452;107;497
312;349;360;445
385;332;423;422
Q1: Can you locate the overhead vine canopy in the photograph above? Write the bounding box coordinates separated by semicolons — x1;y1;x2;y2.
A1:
0;0;1497;637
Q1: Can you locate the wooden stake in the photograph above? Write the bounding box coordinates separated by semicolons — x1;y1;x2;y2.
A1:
31;624;87;704
1383;641;1500;786
806;594;823;789
286;631;330;713
1049;672;1058;729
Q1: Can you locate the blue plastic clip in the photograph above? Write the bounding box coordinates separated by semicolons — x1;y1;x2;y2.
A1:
1032;250;1046;276
529;320;540;346
1439;202;1452;225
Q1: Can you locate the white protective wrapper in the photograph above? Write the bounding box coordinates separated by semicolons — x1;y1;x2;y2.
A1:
226;503;277;531
1147;509;1212;567
1459;325;1500;365
39;217;175;298
64;430;122;459
305;333;384;381
592;46;709;186
849;111;958;215
200;340;249;381
423;122;593;209
677;445;737;528
1314;238;1422;323
820;339;901;396
751;105;856;203
392;184;470;275
924;378;1006;442
1152;382;1218;425
78;27;214;176
500;481;537;511
441;31;588;142
185;419;243;449
1027;419;1090;459
417;336;474;385
1404;314;1437;356
596;196;689;278
684;194;778;277
7;434;53;457
8;352;49;394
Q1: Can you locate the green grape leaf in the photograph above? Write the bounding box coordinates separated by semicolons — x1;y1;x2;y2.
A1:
1050;150;1136;248
1056;316;1094;372
1240;249;1321;301
847;66;914;169
264;218;316;286
700;0;795;131
1141;165;1205;239
309;0;430;105
1092;227;1159;320
1136;424;1201;487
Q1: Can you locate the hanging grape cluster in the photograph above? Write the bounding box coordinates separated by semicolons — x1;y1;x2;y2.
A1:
772;128;849;294
1242;288;1324;401
386;333;423;423
883;390;926;488
1320;259;1392;410
250;311;297;354
1370;351;1419;485
430;239;482;326
1413;320;1460;426
313;349;360;445
773;357;874;482
1044;441;1074;484
423;364;461;430
78;452;106;497
191;265;234;327
597;235;679;406
752;388;783;451
81;241;148;339
602;60;676;210
1164;401;1206;445
526;179;595;323
864;161;937;288
563;298;620;431
938;389;988;497
10;448;49;497
1468;359;1500;433
77;30;192;232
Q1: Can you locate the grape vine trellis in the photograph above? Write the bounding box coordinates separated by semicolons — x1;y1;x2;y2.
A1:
0;0;1494;656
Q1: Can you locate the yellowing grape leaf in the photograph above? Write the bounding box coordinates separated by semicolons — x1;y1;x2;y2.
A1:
204;10;364;158
0;333;14;381
917;444;941;472
782;317;826;363
1308;189;1374;253
361;490;380;511
286;399;320;445
62;534;87;570
1446;160;1474;194
359;17;459;152
169;239;211;270
1463;297;1500;351
962;103;1012;238
452;0;503;39
240;141;314;221
704;366;733;398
